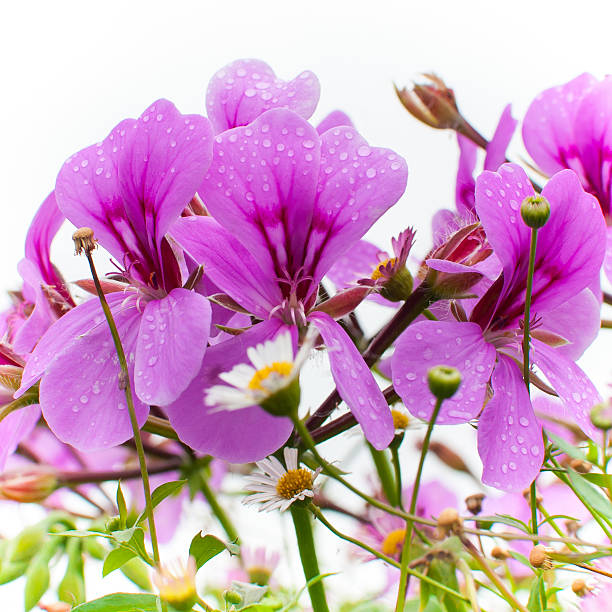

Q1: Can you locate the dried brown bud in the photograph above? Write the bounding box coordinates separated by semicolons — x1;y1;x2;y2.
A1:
571;578;590;597
528;545;553;570
522;487;543;506
564;519;580;536
436;507;463;535
569;458;592;473
72;227;97;255
465;493;485;515
490;546;510;560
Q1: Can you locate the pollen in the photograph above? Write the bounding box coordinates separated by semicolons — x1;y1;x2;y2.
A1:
275;468;314;499
371;257;397;280
248;362;293;391
381;528;406;557
391;409;410;430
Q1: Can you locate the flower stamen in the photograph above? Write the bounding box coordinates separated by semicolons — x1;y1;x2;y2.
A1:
275;468;314;499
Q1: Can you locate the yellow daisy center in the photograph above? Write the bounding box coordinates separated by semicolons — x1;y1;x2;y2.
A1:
371;257;397;280
381;528;406;557
248;362;293;391
276;468;314;499
391;409;410;430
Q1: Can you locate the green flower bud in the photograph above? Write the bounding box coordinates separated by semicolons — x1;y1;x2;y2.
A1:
259;377;300;418
224;589;243;605
520;195;551;229
8;525;46;563
24;556;50;611
121;557;153;591
0;560;28;585
427;365;461;400
379;266;413;302
105;516;122;533
591;402;612;431
58;539;85;605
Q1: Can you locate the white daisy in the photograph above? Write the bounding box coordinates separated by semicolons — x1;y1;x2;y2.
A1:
243;447;322;512
205;329;313;412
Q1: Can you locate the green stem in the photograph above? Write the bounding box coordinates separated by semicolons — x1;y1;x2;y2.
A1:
310;505;469;604
522;228;540;545
395;397;443;612
197;471;239;543
290;504;330;612
83;251;163;574
368;445;398;506
457;558;481;612
537;503;578;552
390;443;404;511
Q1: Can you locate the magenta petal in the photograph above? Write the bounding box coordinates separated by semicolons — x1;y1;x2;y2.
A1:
605;227;612;284
316;110;354;134
17;293;128;397
135;289;211;406
392;321;496;424
206;59;320;133
478;355;543;492
163;320;293;461
309;128;408;282
475;163;534;282
522;73;596;177
308;311;393;450
483;104;516;172
171;216;283;318
0;405;40;470
455;135;477;213
538;289;600;361
325;240;384;288
531;339;601;439
200;109;320;276
39;299;148;450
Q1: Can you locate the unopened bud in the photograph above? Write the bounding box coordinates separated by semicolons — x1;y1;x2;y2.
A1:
591;402;612;431
72;227;97;255
9;525;46;563
528;544;553;570
564;519;580;536
0;467;57;503
378;266;413;302
38;604;72;612
572;578;590;597
428;365;461;400
436;507;463;535
520;196;550;229
522;487;543;506
395;74;461;130
224;589;243;605
491;546;510;560
465;493;485;515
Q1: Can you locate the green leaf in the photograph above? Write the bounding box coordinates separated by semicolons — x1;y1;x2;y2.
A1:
189;532;238;570
103;547;137;577
526;575;544;612
507;550;532;569
547;433;586;462
116;482;128;529
422;596;445;612
473;514;530;533
580;472;612;488
136;480;186;526
568;469;612;521
71;593;161;611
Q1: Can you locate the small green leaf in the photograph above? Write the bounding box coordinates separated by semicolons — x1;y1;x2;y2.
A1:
135;480;186;526
189;532;238;570
103;547;137;577
474;514;530;533
116;482;128;529
71;593;161;611
526;575;544;612
568;469;612;521
579;472;612;488
547;433;586;462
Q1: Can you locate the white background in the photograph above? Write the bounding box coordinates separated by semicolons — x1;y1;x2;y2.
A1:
1;0;612;608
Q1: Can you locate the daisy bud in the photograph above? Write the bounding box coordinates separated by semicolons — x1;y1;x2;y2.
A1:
568;458;592;473
590;401;612;430
224;589;243;605
72;227;97;255
427;365;461;400
528;544;553;570
375;265;413;302
152;557;197;611
520;195;550;229
436;507;463;535
491;546;510;560
0;467;57;503
465;493;485;515
572;578;590;597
